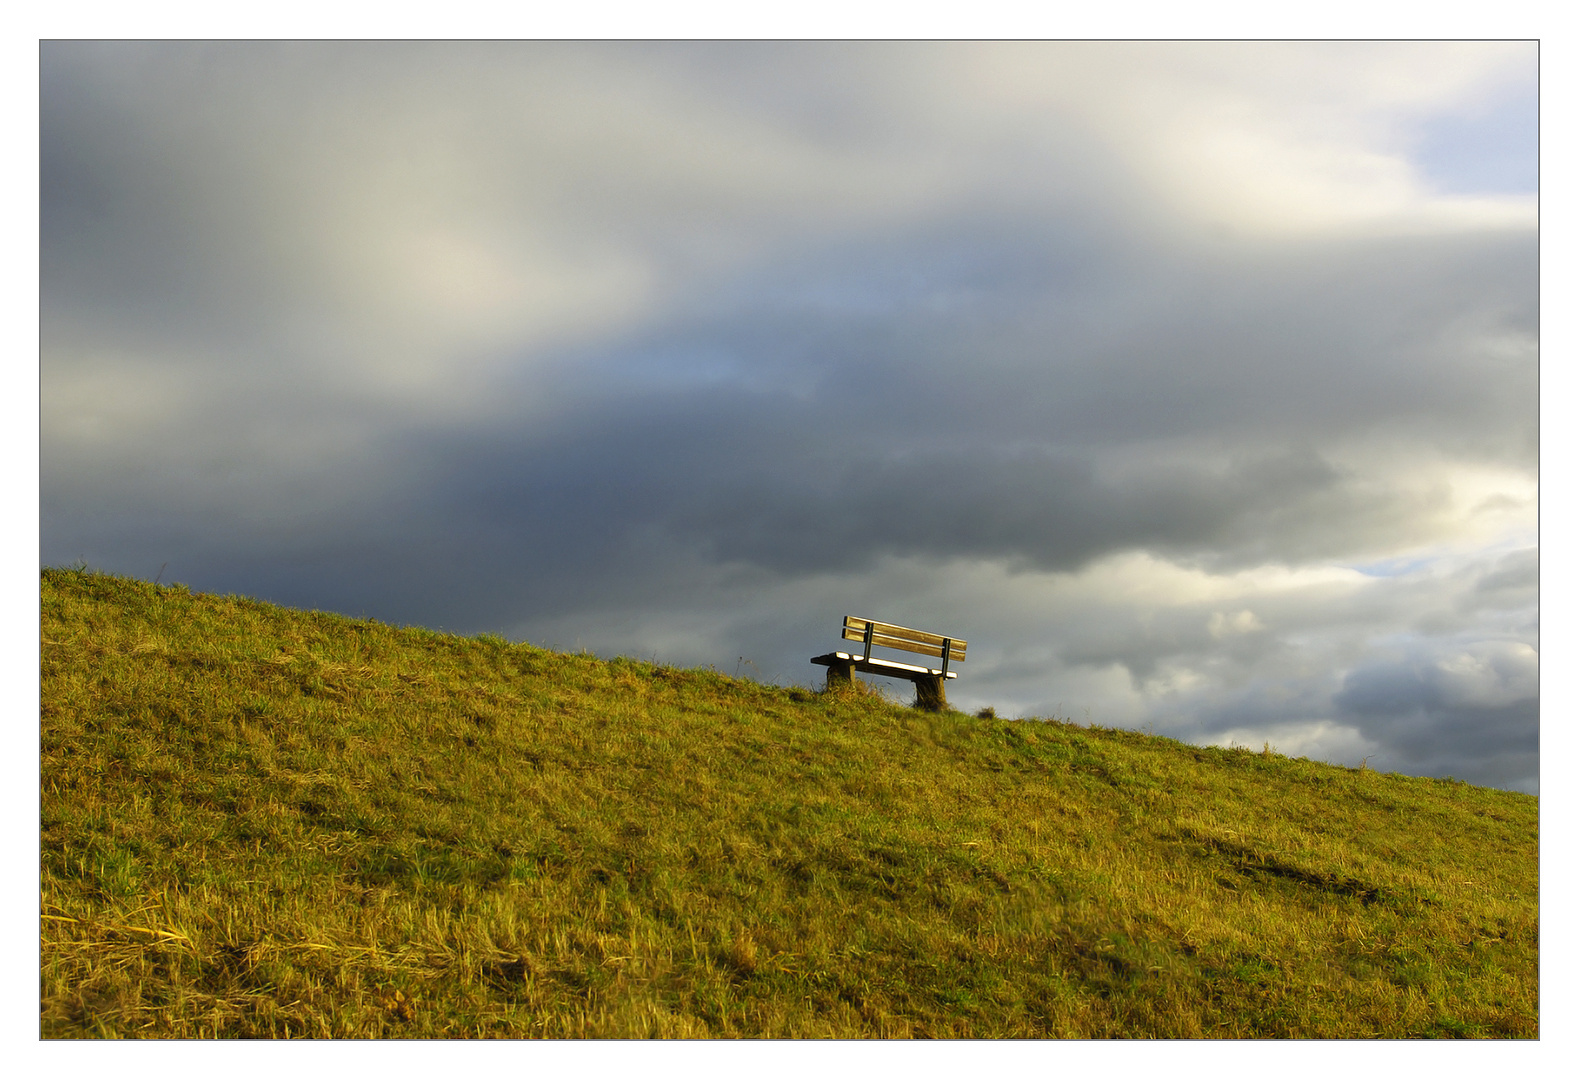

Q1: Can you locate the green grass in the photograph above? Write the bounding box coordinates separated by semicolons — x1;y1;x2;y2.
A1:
39;567;1538;1038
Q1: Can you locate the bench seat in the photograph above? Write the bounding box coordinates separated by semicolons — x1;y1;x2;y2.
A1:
810;651;960;681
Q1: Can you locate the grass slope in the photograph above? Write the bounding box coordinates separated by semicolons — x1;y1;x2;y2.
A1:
40;568;1538;1038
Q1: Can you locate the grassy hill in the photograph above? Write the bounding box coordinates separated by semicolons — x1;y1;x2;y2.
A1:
39;567;1538;1038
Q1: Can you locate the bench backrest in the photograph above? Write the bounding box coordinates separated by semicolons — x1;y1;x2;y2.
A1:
842;616;966;664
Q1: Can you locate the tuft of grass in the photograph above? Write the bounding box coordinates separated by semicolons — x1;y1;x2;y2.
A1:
40;568;1537;1038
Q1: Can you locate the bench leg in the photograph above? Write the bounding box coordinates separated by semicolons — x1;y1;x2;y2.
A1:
914;675;947;712
825;659;855;691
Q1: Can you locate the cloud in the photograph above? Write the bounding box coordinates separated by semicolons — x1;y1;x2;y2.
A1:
1330;640;1538;789
41;41;1537;793
1337;641;1537;716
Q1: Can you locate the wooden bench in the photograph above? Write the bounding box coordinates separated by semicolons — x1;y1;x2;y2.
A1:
811;616;967;710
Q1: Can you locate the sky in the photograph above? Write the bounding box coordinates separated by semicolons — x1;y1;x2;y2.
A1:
39;40;1539;793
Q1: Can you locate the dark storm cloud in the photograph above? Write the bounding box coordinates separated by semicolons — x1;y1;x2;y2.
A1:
1333;640;1538;787
40;41;1538;791
403;221;1534;588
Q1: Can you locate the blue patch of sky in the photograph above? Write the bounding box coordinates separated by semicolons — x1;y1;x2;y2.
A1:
1348;554;1436;578
1404;83;1538;196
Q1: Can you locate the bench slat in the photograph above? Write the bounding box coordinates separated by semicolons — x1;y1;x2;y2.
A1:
842;617;966;660
841;627;964;660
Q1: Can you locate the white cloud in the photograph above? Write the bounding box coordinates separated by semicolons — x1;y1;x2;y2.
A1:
1208;610;1265;639
1429;642;1538;710
1208;720;1379;766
